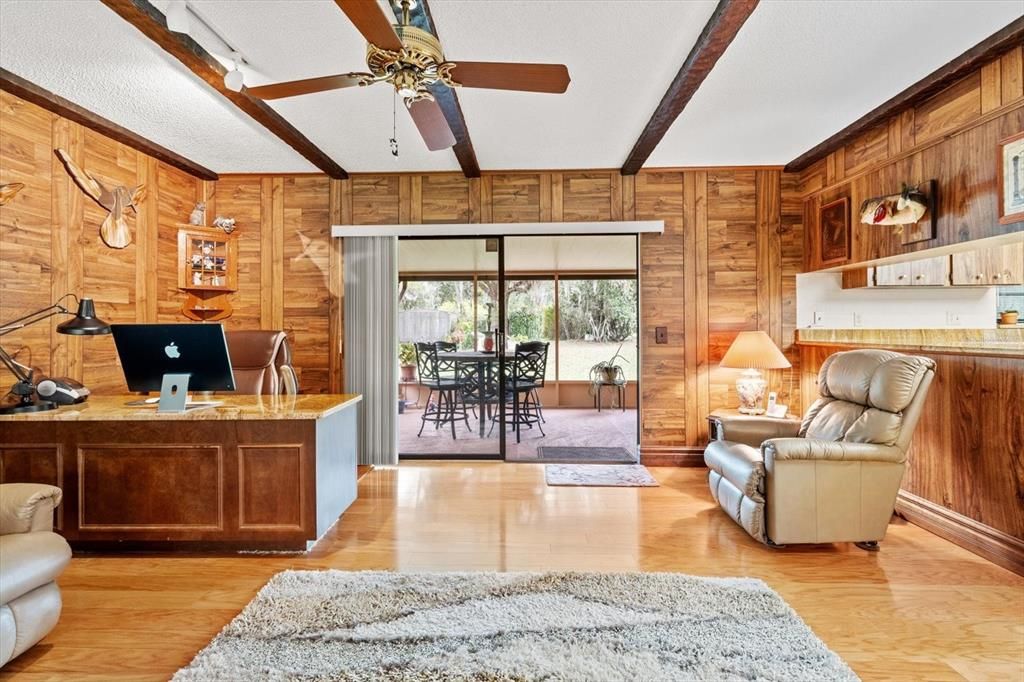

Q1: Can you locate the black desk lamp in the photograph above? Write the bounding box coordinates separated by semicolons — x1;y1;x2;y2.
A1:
0;295;111;414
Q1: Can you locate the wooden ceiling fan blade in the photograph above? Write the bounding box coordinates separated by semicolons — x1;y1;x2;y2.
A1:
335;0;404;52
447;62;570;93
247;74;367;100
407;99;456;151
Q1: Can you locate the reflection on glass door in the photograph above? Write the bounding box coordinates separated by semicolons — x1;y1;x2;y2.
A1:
500;236;639;463
397;237;505;459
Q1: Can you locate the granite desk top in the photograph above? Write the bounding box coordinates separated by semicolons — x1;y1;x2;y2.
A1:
0;393;362;421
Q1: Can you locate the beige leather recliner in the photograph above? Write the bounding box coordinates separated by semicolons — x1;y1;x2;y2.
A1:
0;484;71;667
704;349;935;549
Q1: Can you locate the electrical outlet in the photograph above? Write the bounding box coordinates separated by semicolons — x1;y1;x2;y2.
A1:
946;312;962;326
853;312;863;327
813;311;825;326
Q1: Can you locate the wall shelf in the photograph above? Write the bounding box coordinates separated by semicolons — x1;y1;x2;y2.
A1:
176;225;238;321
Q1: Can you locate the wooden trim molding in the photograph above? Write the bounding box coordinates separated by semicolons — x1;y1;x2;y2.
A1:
786;16;1024;172
98;0;348;179
620;0;759;175
640;446;707;467
896;490;1024;576
0;68;217;180
391;0;481;178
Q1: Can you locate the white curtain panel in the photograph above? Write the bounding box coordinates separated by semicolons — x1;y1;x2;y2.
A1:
343;236;398;466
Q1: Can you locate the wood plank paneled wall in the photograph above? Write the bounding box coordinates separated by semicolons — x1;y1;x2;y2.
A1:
2;88;804;454
800;46;1024;270
1;90;198;394
800;345;1024;573
334;167;803;455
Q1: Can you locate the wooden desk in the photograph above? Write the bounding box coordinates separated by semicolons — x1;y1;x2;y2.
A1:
0;394;361;551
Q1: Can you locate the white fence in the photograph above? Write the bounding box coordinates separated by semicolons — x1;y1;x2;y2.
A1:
398;310;453;343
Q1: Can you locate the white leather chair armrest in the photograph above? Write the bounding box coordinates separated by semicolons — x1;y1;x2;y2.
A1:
0;484;62;535
762;438;905;464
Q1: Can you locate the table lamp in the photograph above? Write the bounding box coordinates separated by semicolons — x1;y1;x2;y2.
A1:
0;295;111;414
720;331;791;415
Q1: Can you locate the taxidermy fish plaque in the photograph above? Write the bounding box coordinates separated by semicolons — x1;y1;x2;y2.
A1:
859;182;933;226
859;180;937;245
54;149;145;249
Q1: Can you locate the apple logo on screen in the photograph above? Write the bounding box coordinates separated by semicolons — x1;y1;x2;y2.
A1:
164;342;181;359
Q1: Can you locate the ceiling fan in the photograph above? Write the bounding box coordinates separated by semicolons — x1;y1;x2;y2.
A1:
246;0;570;151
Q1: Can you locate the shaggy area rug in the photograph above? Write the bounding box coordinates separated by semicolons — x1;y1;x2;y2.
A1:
174;570;858;681
545;463;659;487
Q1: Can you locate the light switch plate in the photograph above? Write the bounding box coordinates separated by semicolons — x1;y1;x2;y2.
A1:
655;326;668;344
813;311;825;326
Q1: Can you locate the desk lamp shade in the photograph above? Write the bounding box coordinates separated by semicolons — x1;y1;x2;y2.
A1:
55;298;111;335
720;331;791;414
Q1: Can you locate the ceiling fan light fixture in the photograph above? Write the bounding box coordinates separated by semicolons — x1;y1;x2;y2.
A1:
166;0;191;34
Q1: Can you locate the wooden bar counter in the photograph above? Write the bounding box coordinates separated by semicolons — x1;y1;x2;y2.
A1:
0;394;361;551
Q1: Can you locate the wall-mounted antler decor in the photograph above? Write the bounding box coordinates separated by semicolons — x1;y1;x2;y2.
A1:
54;149;145;249
0;182;25;205
858;180;937;244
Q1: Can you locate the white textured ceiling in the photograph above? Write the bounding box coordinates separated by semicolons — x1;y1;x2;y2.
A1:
0;0;316;172
646;0;1024;167
1;0;1022;175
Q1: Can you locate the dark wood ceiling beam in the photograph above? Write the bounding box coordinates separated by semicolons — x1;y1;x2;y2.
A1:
621;0;759;176
1;68;218;180
786;16;1024;173
390;0;481;178
99;0;348;179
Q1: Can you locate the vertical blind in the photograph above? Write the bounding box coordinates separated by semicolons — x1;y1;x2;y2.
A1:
343;236;398;466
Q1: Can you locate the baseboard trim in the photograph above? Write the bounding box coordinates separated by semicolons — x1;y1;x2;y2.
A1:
895;490;1024;576
640;446;706;467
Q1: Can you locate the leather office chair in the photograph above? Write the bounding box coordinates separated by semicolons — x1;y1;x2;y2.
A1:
0;484;71;667
224;330;299;395
704;349;935;550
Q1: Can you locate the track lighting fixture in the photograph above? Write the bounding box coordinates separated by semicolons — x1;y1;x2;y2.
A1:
165;0;190;33
224;53;245;92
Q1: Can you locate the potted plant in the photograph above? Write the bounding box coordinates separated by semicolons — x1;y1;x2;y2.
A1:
589;343;629;385
399;343;417;382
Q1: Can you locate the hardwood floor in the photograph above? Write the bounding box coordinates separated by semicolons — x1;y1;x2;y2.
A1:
2;463;1022;680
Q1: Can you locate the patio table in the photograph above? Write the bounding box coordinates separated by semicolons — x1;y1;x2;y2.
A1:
437;350;504;438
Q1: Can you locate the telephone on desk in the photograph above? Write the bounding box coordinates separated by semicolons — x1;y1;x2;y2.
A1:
35;377;90;405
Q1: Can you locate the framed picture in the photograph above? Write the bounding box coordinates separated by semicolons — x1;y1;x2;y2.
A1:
998;131;1024;225
819;197;850;265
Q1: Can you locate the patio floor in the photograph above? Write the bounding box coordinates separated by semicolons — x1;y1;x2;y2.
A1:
398;406;638;461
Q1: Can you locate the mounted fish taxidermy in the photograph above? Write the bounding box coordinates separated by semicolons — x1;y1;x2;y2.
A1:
859;180;937;245
0;182;26;205
54;149;145;249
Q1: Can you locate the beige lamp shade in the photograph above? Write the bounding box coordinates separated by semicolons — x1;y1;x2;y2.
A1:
720;331;791;369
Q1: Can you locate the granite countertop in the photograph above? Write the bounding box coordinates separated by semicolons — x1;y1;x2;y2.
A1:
0;393;362;421
795;328;1024;358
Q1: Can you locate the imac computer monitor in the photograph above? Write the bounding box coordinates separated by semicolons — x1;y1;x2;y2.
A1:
111;323;235;393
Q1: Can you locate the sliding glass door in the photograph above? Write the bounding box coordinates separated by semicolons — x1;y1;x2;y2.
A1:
501;236;639;463
396;234;639;463
397;237;506;459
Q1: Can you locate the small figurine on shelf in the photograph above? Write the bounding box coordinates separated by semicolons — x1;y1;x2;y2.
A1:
212;275;222;287
189;202;206;226
190;254;202;268
213;216;236;234
192;271;202;285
